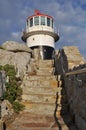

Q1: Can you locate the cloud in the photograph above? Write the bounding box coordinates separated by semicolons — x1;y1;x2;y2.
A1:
11;32;21;41
0;0;86;59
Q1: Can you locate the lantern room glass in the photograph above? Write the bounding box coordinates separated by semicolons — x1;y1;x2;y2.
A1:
34;16;39;25
28;16;53;28
47;18;50;26
41;16;45;25
30;18;33;27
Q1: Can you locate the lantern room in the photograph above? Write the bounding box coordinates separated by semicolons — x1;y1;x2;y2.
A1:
21;10;59;59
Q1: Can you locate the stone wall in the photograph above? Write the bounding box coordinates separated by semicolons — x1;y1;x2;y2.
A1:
55;46;86;130
64;65;86;130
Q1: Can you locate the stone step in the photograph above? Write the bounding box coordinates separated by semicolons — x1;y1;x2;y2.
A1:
22;94;56;104
7;112;78;130
38;59;54;68
37;67;54;72
22;95;68;113
21;94;67;105
22;79;60;88
29;59;54;70
22;86;62;95
36;70;53;76
24;75;57;81
36;67;54;75
22;102;56;116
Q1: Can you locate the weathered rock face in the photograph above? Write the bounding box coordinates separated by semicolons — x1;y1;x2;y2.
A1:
55;46;85;75
63;46;85;69
0;41;32;78
1;100;13;118
1;41;32;52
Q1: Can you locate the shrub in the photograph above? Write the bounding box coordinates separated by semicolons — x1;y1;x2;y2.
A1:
13;101;25;113
0;64;24;113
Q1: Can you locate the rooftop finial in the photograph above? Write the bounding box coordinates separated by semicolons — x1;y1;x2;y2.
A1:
34;10;41;15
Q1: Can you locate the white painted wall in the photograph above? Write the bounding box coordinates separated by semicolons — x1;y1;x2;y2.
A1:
26;25;54;33
27;34;55;48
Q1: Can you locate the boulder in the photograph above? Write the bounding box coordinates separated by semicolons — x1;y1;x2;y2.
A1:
1;41;32;53
0;41;32;78
1;100;13;118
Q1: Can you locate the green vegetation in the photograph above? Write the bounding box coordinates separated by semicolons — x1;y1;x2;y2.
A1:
13;101;24;113
0;64;24;113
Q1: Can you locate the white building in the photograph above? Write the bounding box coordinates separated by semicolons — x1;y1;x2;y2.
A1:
21;10;59;59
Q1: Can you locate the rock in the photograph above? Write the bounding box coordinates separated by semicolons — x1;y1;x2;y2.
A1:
0;119;4;130
55;46;85;75
63;46;85;69
1;41;32;53
1;100;13;118
0;41;32;78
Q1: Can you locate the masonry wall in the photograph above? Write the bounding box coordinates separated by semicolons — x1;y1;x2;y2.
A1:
55;46;86;130
64;65;86;130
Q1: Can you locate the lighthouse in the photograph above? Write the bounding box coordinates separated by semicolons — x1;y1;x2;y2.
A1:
21;10;59;59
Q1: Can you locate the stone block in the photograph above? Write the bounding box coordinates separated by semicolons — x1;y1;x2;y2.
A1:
36;69;53;76
38;60;54;68
22;87;58;95
24;75;57;81
22;94;56;104
21;78;59;89
22;102;56;116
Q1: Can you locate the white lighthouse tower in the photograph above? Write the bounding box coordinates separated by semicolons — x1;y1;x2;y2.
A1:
22;10;59;59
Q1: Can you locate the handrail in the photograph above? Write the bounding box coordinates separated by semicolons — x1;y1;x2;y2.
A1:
65;68;86;76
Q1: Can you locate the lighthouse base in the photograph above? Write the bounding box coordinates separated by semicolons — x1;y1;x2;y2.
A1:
31;46;55;60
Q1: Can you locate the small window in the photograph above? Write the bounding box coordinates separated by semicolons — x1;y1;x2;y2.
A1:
30;18;33;27
41;16;45;25
47;18;50;26
34;16;39;25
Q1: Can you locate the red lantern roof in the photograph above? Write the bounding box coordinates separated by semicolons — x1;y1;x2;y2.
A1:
27;10;53;20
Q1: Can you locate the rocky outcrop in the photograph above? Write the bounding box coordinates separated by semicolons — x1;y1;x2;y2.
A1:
1;100;13;118
1;41;32;52
55;46;85;75
0;41;32;78
62;46;85;69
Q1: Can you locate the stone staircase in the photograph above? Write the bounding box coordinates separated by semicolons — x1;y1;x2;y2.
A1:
7;59;78;130
21;59;60;116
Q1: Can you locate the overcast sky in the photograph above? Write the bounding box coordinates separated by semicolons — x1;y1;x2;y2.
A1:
0;0;86;59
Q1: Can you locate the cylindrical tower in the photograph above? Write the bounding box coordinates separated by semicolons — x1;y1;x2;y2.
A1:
21;10;59;59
